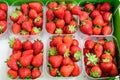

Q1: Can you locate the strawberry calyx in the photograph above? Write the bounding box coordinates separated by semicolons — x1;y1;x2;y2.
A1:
34;16;41;23
55;28;63;34
88;17;92;20
57;70;62;77
68;25;76;33
104;50;112;55
33;27;41;34
27;65;33;70
80;21;86;26
47;63;54;70
93;26;102;29
25;75;32;79
53;18;58;22
102;58;110;63
20;30;29;35
64;50;70;57
8;74;14;79
74;51;82;61
0;26;4;34
11;12;19;18
86;53;98;65
8;38;15;48
69;3;77;10
90;70;100;78
17;61;22;67
48;47;57;56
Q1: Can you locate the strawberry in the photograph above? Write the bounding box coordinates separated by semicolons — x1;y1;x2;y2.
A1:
72;39;79;46
70;20;78;27
93;26;102;35
17;15;27;24
34;16;43;27
29;2;42;13
23;40;32;50
32;68;41;79
31;27;41;35
21;4;29;15
83;48;90;55
19;68;31;79
0;20;7;34
100;2;111;11
56;19;65;29
33;40;43;55
19;55;33;67
29;9;38;19
64;10;72;24
93;15;104;26
49;67;58;77
7;69;17;79
22;49;33;56
62;57;72;65
55;28;63;34
0;3;8;12
79;20;93;35
46;9;55;21
0;10;6;20
96;4;101;10
54;7;65;19
85;39;95;49
110;63;118;76
84;3;95;12
9;38;22;50
49;55;63;68
90;10;100;19
64;25;76;34
79;11;89;22
98;39;105;45
6;58;18;70
71;6;81;15
10;51;21;60
60;65;74;77
52;36;63;47
102;12;112;22
71;64;80;76
63;35;73;47
102;26;112;35
47;2;58;9
46;21;56;34
32;53;43;67
38;12;43;17
22;21;32;32
12;23;21;34
58;4;67;11
58;43;68;55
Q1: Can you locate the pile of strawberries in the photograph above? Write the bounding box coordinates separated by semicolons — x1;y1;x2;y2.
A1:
46;1;81;34
0;3;8;34
48;35;82;77
83;38;118;78
79;2;112;35
6;38;43;79
10;2;43;35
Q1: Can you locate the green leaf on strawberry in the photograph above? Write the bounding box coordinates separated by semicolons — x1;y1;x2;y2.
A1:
90;70;100;78
20;30;29;35
33;27;41;34
68;25;76;32
57;70;62;77
11;12;19;18
8;74;13;79
74;51;82;61
48;47;57;56
0;26;4;34
64;50;70;57
34;16;41;23
8;38;15;48
55;28;63;34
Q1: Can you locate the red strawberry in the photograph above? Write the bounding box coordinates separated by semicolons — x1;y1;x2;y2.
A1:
90;10;100;19
22;21;32;32
64;10;72;24
52;36;63;47
70;20;78;27
10;51;21;60
62;57;72;65
96;4;101;10
79;11;89;22
98;39;105;45
49;55;63;68
34;16;43;27
23;40;32;50
64;25;76;34
33;40;43;55
102;12;112;22
85;39;94;49
29;2;42;13
10;11;22;22
12;23;21;34
7;69;17;79
54;7;64;19
46;9;55;21
102;26;112;35
17;15;27;24
58;4;67;11
22;49;33;56
47;2;58;9
19;68;31;79
79;20;93;35
60;65;74;77
84;3;95;12
58;43;68;55
100;2;111;11
21;4;29;15
55;28;63;34
110;63;118;76
29;9;38;19
71;64;80;76
49;67;58;77
46;21;56;34
93;15;104;26
32;68;41;79
19;55;33;67
0;10;6;20
71;6;81;15
72;39;79;46
32;53;43;67
56;19;65;29
31;27;41;35
0;20;7;34
93;26;102;35
83;48;90;55
38;12;43;17
63;35;73;47
9;38;22;50
101;54;113;63
0;3;8;12
7;58;18;70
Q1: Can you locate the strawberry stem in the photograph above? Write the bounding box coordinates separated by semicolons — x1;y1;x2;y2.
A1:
8;38;15;48
48;47;57;56
64;50;70;57
74;51;82;61
68;25;76;33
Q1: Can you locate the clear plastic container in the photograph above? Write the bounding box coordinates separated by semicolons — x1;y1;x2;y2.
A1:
9;0;44;38
82;35;120;80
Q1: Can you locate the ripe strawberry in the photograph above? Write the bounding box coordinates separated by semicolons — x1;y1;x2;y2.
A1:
47;2;58;9
60;65;74;77
64;10;72;24
10;11;22;22
12;23;21;34
46;9;55;21
29;2;42;13
0;10;6;20
49;55;63;68
19;68;31;79
34;16;43;27
21;4;29;15
62;57;72;65
7;69;17;79
100;2;111;11
32;68;41;79
29;9;38;19
71;6;81;15
72;39;79;46
56;19;65;29
85;39;94;49
22;21;32;32
110;63;118;76
54;7;65;19
17;15;27;24
9;38;22;50
49;67;58;77
64;25;76;34
79;20;93;35
0;3;8;12
63;35;73;47
10;51;21;60
102;26;112;35
23;40;32;50
46;21;56;34
83;48;90;55
58;4;67;11
70;20;78;27
71;64;80;76
90;10;100;19
93;26;102;35
102;12;112;22
55;28;63;34
96;4;101;10
33;40;43;55
93;15;104;26
22;49;33;56
79;11;89;22
19;55;33;67
98;39;105;45
52;36;63;47
101;54;113;63
32;53;43;67
0;20;7;34
7;58;18;70
84;3;95;12
31;27;41;35
58;43;68;55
